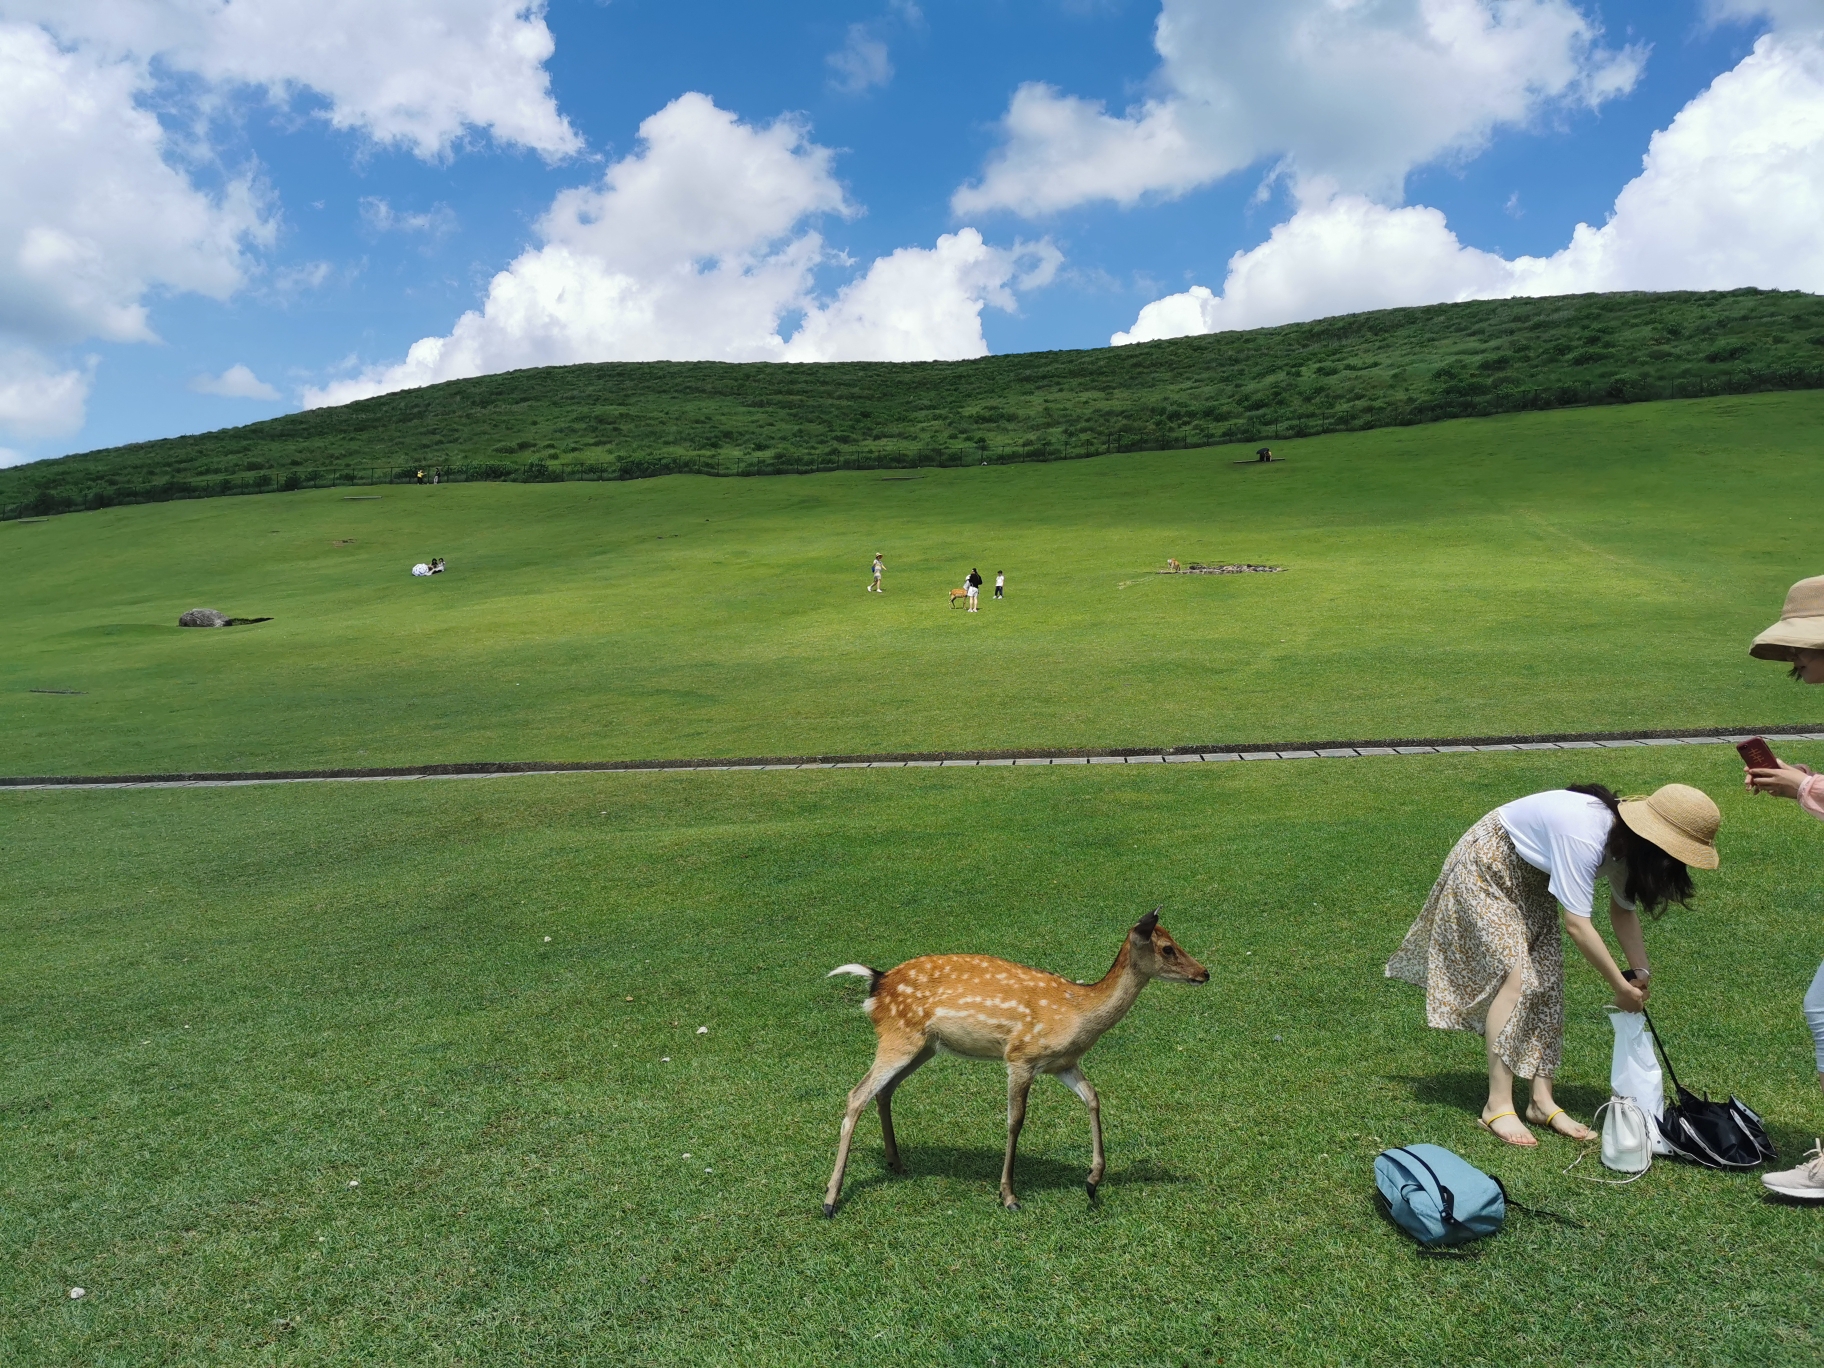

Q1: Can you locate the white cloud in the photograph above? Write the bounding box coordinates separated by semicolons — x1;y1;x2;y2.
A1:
360;198;459;238
9;1;580;160
189;363;281;400
0;347;93;442
305;95;1055;407
828;24;893;93
1706;2;1824;30
784;231;1062;362
1112;33;1824;342
0;22;271;349
955;0;1643;216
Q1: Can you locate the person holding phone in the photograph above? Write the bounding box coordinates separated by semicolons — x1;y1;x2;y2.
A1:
1387;783;1720;1147
1744;575;1824;1198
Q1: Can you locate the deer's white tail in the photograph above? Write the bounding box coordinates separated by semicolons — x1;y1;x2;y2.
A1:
827;963;875;980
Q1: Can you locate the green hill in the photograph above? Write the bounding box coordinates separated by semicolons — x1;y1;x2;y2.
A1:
5;288;1824;519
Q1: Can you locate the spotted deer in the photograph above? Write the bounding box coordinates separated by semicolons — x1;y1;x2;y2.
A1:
821;908;1208;1215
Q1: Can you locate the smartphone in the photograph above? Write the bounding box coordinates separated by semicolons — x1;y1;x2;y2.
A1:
1737;736;1779;770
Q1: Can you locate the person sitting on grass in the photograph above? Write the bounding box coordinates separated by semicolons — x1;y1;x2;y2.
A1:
1387;781;1719;1147
1745;574;1824;1199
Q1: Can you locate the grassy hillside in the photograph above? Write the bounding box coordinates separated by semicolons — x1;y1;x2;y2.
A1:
7;749;1824;1364
6;288;1824;518
4;391;1822;777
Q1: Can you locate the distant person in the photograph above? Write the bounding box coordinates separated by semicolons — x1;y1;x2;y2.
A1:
416;468;425;484
1256;447;1273;463
1387;781;1718;1147
1745;574;1824;1198
432;469;440;485
966;567;982;612
431;557;446;574
869;553;884;593
994;570;1005;600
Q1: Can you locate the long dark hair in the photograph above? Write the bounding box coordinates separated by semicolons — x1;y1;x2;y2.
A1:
1565;783;1694;916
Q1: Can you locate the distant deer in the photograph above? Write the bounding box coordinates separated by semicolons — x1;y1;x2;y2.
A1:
822;908;1208;1215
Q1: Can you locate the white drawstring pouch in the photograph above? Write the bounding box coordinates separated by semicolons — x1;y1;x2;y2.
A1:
1608;1009;1672;1156
1598;1096;1652;1176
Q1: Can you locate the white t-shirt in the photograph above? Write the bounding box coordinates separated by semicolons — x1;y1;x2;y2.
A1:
1495;789;1635;917
995;573;1004;587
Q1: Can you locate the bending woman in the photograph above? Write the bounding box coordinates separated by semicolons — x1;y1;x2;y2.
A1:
1387;782;1720;1146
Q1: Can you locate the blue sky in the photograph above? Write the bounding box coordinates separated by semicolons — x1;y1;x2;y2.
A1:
3;1;1822;465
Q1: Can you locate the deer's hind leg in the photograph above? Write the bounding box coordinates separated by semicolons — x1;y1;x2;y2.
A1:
876;1041;936;1175
1054;1066;1105;1198
823;1032;929;1217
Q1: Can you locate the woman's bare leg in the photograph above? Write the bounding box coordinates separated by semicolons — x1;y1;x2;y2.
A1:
1525;1076;1595;1140
1481;965;1536;1144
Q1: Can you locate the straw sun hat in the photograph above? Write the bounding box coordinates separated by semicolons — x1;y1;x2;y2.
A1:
1618;784;1721;870
1750;574;1824;661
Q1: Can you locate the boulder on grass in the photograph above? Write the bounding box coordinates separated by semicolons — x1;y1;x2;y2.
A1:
178;608;228;628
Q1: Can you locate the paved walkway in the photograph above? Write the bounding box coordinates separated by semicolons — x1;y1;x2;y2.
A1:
4;727;1818;792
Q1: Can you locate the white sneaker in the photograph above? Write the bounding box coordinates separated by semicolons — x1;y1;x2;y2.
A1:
1762;1140;1824;1200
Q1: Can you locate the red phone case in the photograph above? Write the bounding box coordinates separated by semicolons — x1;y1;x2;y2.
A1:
1737;736;1778;770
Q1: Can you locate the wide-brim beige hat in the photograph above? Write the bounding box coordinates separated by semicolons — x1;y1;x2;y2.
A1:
1618;784;1720;870
1751;574;1824;660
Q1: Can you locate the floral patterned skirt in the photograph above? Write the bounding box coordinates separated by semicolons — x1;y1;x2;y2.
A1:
1385;811;1566;1078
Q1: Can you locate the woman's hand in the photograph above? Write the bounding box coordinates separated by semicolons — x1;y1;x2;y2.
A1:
1746;760;1811;799
1613;979;1647;1013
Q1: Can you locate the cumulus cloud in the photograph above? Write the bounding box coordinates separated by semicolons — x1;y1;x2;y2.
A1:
8;0;580;159
1112;33;1824;343
955;0;1642;216
785;230;1062;362
0;22;271;349
189;363;281;400
0;347;93;443
306;94;1055;407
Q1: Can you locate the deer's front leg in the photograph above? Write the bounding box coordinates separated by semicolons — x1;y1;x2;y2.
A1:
1055;1066;1104;1198
1000;1064;1036;1210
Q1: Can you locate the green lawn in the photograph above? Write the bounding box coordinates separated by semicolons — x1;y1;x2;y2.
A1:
5;748;1823;1365
6;391;1824;778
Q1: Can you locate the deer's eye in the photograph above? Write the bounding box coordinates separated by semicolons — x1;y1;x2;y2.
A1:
1162;945;1177;958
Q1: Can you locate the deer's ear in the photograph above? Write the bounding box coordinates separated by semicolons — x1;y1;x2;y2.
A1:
1133;906;1161;938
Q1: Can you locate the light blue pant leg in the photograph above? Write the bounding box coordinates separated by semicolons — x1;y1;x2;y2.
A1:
1805;959;1824;1072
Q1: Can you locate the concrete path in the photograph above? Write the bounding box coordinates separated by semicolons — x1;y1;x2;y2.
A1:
5;728;1819;792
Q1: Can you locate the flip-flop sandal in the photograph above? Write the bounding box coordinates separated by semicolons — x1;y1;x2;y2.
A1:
1528;1106;1595;1141
1478;1110;1538;1147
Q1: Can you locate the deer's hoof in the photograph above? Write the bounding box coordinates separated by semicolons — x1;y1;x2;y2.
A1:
1002;1199;1021;1211
1086;1181;1099;1201
821;1203;835;1219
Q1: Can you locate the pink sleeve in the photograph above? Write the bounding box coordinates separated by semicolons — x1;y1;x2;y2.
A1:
1800;774;1824;822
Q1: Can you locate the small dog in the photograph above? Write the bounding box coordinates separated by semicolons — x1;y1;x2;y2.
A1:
950;587;969;607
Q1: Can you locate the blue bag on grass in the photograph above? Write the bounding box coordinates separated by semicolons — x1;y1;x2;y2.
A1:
1374;1144;1507;1247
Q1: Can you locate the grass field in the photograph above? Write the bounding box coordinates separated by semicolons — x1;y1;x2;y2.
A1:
5;391;1824;778
5;748;1824;1365
7;288;1824;517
